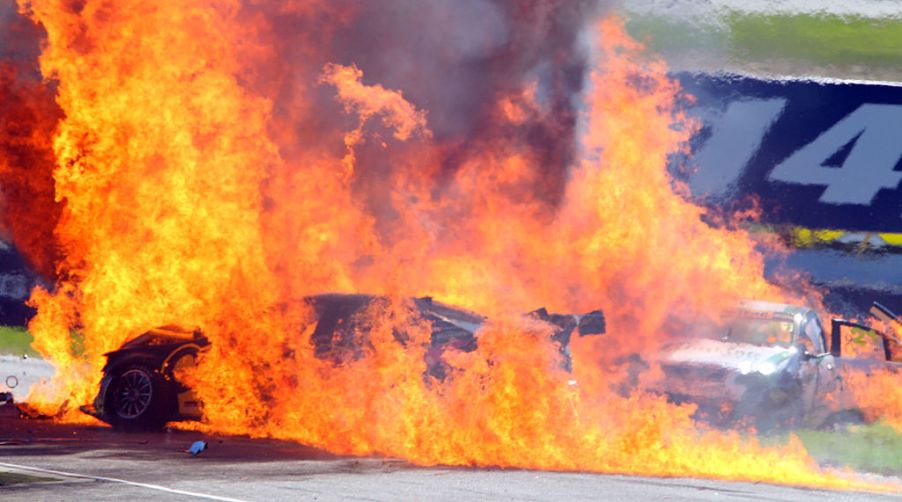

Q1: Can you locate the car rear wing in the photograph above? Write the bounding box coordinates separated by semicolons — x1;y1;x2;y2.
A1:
528;308;606;337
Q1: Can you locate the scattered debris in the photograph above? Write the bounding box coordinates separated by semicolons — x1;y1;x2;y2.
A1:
15;401;62;420
186;440;207;456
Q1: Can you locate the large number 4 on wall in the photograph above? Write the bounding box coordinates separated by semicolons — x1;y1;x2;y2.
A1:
768;104;902;205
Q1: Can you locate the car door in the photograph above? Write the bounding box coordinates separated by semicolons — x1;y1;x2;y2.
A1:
797;314;843;427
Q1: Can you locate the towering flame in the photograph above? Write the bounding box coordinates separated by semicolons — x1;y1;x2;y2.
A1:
0;0;893;491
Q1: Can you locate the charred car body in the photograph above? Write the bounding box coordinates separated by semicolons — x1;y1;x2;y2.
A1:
81;294;605;429
657;300;902;431
81;289;898;433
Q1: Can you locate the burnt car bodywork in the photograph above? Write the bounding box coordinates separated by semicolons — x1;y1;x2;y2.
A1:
657;300;901;431
80;325;208;429
81;294;605;429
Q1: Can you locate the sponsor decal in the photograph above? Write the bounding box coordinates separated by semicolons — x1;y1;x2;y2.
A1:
667;338;796;376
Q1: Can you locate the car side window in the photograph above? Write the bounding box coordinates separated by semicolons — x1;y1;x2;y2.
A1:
839;324;887;361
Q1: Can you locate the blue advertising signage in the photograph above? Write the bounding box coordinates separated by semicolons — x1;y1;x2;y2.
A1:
679;73;902;310
680;73;902;234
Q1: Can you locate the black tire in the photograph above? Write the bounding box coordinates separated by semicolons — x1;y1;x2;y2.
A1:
103;363;174;430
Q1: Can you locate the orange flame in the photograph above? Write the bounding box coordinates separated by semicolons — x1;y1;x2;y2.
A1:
846;369;902;433
0;62;61;279
3;1;895;492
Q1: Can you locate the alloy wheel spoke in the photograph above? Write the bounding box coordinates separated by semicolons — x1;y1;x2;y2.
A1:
115;369;154;418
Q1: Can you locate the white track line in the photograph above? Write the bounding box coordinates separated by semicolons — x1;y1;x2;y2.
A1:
0;461;248;501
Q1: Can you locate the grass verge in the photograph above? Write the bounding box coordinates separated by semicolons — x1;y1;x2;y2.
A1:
624;12;902;70
0;325;38;357
729;13;902;68
0;326;86;358
765;422;902;476
0;471;57;486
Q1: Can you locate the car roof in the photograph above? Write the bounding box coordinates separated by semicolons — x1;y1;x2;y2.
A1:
737;300;815;319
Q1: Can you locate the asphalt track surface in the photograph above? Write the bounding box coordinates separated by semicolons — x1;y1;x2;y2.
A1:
0;416;898;502
1;356;902;501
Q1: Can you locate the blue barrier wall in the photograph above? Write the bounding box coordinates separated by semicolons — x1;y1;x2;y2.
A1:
679;73;902;312
680;73;902;232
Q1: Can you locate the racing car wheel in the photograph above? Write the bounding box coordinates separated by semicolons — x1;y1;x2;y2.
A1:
103;360;174;430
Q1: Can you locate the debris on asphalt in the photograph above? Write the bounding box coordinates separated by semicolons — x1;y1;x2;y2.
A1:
186;440;208;456
15;401;63;420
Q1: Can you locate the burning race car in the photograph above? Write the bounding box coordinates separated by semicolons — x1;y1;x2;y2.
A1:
80;294;606;429
656;300;902;431
80;288;898;433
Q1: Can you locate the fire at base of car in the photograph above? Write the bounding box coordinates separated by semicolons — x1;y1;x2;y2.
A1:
78;291;899;433
80;294;606;430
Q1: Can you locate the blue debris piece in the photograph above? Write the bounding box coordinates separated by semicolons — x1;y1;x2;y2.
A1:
186;440;208;456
